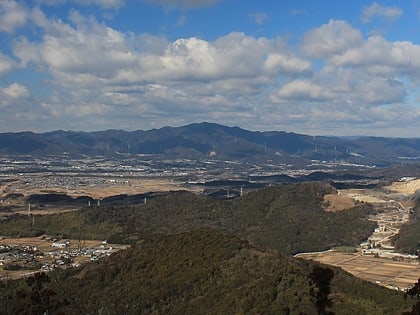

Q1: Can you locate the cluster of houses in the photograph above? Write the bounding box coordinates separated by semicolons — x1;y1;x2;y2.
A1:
0;238;127;279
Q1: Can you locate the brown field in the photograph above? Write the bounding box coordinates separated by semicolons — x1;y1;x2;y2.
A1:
297;251;420;290
323;194;356;212
0;236;104;252
2;177;198;200
386;179;420;195
323;178;420;212
1;176;202;215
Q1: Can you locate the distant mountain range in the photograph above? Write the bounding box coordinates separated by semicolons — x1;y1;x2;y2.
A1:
1;122;420;165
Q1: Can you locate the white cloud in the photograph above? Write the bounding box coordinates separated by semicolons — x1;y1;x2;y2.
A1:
302;20;363;59
0;0;29;33
13;10;308;92
264;53;311;74
271;80;331;103
36;0;124;9
361;2;403;23
358;78;405;105
78;0;125;8
2;82;30;98
329;36;420;76
2;5;420;136
250;12;269;25
35;0;67;5
0;83;31;108
145;0;218;9
0;53;15;77
303;20;420;86
14;11;137;82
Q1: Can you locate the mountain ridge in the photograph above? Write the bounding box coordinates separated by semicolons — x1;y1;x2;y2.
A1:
2;122;420;165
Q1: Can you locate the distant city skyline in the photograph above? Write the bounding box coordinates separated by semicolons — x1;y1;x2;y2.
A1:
1;0;420;137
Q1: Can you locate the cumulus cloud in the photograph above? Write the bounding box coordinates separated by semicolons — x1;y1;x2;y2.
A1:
302;20;363;58
2;82;30;98
264;53;311;75
0;83;31;109
271;80;331;103
358;78;405;105
270;64;407;110
13;10;309;90
329;36;420;76
1;4;419;135
361;2;403;23
302;19;420;82
0;53;15;77
0;0;29;33
9;10;310;130
14;11;137;83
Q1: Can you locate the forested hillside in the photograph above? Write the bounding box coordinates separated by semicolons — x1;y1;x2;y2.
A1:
393;195;420;255
1;230;414;314
0;182;376;254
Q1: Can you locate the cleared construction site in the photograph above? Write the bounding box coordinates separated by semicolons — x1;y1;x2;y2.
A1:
299;178;420;291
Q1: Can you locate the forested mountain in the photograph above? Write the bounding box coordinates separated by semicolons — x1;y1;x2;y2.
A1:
2;122;420;165
0;182;375;255
393;194;420;254
2;230;415;315
2;183;420;314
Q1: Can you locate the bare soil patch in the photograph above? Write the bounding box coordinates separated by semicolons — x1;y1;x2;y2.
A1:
323;194;356;212
3;178;195;200
386;179;420;195
342;189;388;203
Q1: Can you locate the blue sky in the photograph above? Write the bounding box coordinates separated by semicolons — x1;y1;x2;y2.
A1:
1;0;420;136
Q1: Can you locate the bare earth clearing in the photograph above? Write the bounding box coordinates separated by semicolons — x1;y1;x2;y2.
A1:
323;179;420;212
388;178;420;195
322;194;356;212
315;179;420;290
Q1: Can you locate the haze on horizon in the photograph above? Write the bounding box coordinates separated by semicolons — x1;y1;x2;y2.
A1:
1;0;420;137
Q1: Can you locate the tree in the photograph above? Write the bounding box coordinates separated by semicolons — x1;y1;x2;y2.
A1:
310;266;335;315
403;278;420;315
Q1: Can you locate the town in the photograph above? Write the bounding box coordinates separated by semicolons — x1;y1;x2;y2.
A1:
0;236;127;280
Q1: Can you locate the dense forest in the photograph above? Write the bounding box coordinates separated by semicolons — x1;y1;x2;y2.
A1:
393;195;420;255
0;230;416;314
2;181;420;314
0;182;376;254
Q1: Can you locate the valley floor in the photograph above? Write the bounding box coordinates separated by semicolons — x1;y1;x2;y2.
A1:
296;250;419;291
298;179;420;291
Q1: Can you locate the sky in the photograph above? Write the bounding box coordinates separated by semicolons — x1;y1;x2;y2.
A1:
1;0;420;137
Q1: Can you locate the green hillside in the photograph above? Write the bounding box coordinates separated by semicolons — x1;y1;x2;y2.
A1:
393;197;420;255
0;182;376;254
1;230;414;315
